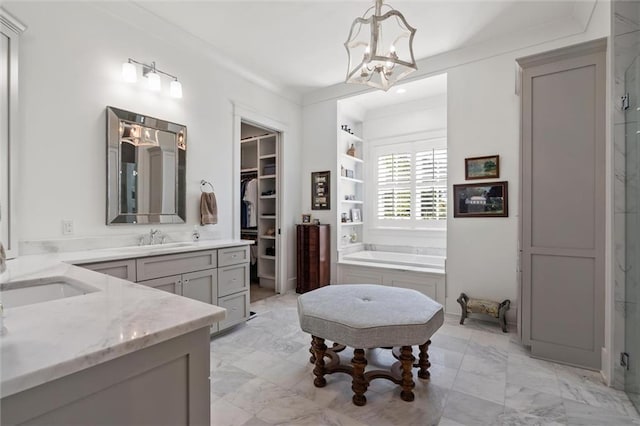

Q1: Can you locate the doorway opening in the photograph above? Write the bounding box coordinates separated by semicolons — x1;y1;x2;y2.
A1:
240;121;280;303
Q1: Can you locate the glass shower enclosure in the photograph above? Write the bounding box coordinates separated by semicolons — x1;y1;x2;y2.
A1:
626;54;640;412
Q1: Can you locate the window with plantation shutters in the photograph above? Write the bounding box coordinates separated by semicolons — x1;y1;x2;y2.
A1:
415;148;447;220
377;152;412;219
373;138;447;228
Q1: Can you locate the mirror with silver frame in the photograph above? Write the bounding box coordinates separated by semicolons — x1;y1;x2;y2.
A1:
106;106;186;224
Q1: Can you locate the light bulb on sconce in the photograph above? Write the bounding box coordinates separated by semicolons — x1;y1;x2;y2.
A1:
147;72;161;91
170;80;183;99
122;61;137;83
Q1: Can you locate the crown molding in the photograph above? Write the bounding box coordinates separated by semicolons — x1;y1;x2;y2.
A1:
0;7;26;33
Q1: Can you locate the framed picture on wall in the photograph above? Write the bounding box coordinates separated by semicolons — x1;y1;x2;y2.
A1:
311;171;330;210
350;208;362;222
453;181;508;217
465;155;500;180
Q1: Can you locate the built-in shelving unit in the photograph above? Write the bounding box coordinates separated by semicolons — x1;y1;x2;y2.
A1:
240;131;279;290
337;123;365;248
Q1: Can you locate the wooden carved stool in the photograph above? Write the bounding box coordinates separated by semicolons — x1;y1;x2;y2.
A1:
297;285;444;406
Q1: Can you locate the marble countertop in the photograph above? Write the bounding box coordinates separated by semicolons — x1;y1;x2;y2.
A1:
0;239;251;398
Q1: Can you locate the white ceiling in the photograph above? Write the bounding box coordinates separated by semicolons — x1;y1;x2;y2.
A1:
134;1;586;95
340;72;447;112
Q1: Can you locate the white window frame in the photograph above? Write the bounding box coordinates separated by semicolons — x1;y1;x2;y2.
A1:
366;130;447;231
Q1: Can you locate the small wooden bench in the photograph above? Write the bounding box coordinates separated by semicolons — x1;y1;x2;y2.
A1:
457;293;510;332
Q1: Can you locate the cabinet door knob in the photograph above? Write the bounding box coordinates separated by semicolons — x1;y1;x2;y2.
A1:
184;279;189;284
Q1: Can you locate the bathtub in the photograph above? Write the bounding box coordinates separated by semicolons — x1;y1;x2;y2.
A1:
338;250;446;304
341;251;445;271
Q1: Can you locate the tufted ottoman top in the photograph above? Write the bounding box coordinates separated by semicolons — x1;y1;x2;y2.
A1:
297;284;444;349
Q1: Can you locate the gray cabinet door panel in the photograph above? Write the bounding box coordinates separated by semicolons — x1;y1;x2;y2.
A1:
138;274;182;295
520;40;605;369
182;269;217;305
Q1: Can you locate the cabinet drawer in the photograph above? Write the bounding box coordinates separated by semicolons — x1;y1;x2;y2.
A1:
80;259;136;282
136;250;217;281
218;291;249;331
218;264;249;297
138;275;182;295
218;246;250;267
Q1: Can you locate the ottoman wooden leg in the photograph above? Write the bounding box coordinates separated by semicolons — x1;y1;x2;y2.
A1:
351;348;368;406
399;346;415;402
418;340;431;379
312;336;327;387
309;336;316;364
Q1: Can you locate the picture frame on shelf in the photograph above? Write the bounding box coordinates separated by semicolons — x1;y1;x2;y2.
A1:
312;219;321;225
311;170;330;210
350;208;362;222
453;181;508;217
302;214;312;224
341;212;349;223
465;155;500;180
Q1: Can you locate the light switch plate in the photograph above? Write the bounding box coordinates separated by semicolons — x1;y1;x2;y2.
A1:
62;220;74;235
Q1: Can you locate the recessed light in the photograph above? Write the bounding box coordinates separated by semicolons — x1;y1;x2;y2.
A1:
396;88;407;94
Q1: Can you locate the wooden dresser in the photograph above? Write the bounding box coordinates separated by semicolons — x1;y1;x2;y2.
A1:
296;224;330;293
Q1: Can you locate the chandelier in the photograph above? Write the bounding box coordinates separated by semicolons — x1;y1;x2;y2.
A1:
344;0;417;91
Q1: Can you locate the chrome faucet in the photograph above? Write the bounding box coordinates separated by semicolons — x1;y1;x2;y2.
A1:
149;228;159;245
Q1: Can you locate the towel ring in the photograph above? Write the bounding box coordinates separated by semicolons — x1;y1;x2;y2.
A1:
200;180;214;193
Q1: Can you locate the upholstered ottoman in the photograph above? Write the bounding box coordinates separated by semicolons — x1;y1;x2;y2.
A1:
297;284;444;406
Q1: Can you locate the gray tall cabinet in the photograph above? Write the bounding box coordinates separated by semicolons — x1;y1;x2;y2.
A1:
518;39;606;369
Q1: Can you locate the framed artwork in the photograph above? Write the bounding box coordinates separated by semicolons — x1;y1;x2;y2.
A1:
350;208;362;222
465;155;500;180
311;171;330;210
301;214;311;224
453;181;508;218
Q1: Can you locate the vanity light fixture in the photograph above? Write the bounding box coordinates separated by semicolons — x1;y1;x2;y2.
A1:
121;58;183;98
344;0;417;91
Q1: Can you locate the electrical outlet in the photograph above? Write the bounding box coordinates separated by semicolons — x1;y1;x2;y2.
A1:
62;220;74;235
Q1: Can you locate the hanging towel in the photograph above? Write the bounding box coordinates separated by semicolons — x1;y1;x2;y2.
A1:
200;192;218;225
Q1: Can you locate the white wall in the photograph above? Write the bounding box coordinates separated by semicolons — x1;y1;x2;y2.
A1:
446;53;520;314
6;2;302;287
362;94;447;249
301;1;610;317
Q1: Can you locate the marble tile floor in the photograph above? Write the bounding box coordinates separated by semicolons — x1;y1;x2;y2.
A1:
250;283;276;303
210;292;640;426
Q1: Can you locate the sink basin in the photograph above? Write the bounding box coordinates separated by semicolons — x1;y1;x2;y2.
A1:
0;276;99;309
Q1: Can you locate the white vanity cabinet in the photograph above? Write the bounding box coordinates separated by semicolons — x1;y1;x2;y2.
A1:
80;245;251;333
